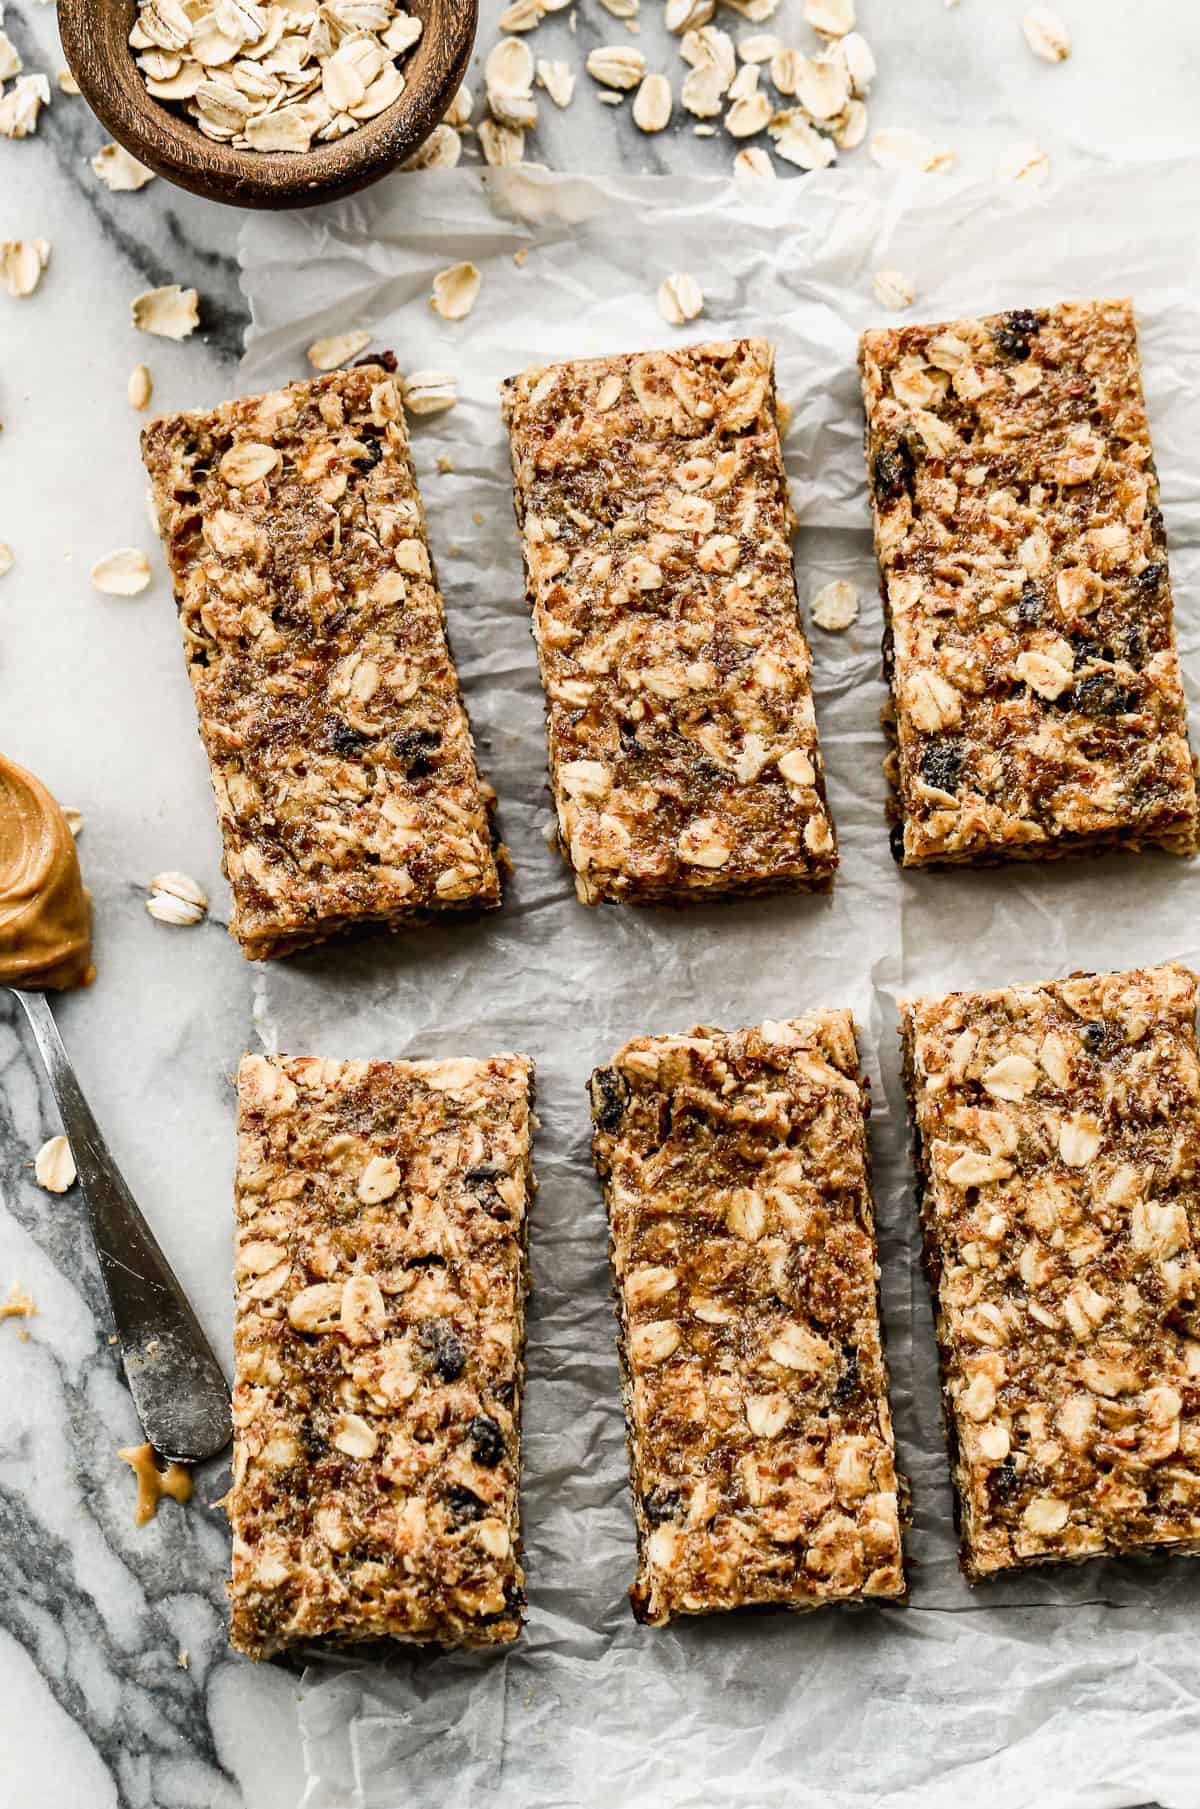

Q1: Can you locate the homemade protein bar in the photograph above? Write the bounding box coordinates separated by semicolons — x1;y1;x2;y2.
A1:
142;364;501;959
503;338;837;904
590;1015;905;1624
860;299;1199;866
228;1050;533;1657
901;962;1200;1580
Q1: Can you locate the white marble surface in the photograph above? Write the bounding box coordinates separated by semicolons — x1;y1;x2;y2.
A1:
2;2;1200;1805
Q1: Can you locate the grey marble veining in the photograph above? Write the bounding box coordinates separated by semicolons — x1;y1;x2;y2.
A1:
3;1;1200;1804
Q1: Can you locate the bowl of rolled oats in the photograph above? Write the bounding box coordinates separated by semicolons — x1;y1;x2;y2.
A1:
57;0;477;209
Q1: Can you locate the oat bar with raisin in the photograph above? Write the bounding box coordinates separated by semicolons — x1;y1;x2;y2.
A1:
589;1015;905;1624
142;365;501;960
228;1050;533;1657
503;338;837;904
901;963;1200;1580
860;299;1199;866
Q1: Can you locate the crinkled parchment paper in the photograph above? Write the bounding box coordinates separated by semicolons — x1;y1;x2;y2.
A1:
238;159;1200;1809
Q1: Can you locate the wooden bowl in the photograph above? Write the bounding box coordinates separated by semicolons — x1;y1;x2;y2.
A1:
57;0;477;210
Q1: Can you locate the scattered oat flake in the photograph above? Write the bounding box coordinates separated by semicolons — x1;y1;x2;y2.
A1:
57;67;80;94
63;807;83;837
445;84;472;127
118;1441;193;1527
658;271;704;326
872;267;915;310
600;0;639;15
733;145;775;181
131;284;199;339
403;370;456;415
93;142;156;191
585;45;645;89
804;0;854;32
1022;6;1070;61
177;1648;190;1670
0;1284;35;1320
632;71;671;132
0;545;12;578
995;140;1051;186
666;0;715;28
128;363;154;410
771;113;836;170
478;118;525;164
35;1135;76;1194
403;123;461;169
91;548;152;596
147;870;209;926
1;239;50;298
0;30;22;80
498;0;544;26
307;328;371;371
810;579;859;631
537;59;575;109
869;127;956;173
431;261;481;322
0;73;50;138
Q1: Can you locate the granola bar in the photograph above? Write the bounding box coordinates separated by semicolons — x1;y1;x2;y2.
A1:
589;1015;905;1624
228;1050;534;1657
503;338;837;905
901;962;1200;1580
860;299;1200;866
142;364;501;960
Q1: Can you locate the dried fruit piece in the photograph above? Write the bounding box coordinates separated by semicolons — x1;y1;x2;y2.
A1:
0;239;50;298
90;548;152;596
131;283;199;339
34;1135;75;1194
146;869;209;925
431;262;481;322
657;271;704;325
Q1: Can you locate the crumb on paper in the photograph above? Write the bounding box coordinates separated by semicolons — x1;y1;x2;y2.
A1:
118;1441;194;1527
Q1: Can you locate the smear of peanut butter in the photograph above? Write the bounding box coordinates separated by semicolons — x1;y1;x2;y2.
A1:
0;753;93;991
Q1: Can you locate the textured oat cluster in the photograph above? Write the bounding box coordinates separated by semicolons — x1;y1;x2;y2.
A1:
860;299;1200;866
142;364;500;960
901;963;1200;1579
504;337;838;905
228;1050;533;1658
589;1015;905;1623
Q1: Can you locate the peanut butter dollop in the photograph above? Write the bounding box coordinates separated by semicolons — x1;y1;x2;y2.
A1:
0;753;93;991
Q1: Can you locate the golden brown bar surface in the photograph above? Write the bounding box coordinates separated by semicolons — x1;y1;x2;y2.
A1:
143;364;500;960
503;337;837;904
589;1015;904;1624
901;963;1200;1580
229;1050;533;1658
860;299;1199;867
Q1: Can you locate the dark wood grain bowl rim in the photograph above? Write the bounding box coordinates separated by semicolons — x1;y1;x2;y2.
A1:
57;0;477;211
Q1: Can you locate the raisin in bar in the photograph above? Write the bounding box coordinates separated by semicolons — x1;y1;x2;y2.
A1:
860;299;1200;866
589;1016;905;1624
503;338;837;904
142;364;500;960
228;1050;533;1657
901;963;1200;1580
